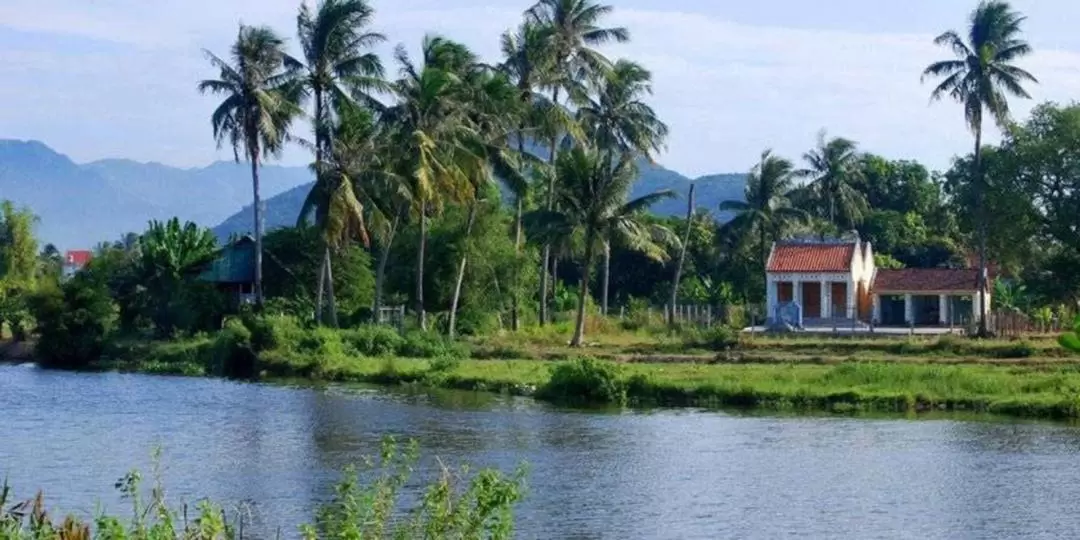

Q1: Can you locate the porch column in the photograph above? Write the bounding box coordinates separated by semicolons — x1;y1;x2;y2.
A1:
904;294;913;325
872;294;881;323
847;279;857;319
972;293;982;325
766;276;778;322
820;279;830;319
795;280;803;307
938;294;947;325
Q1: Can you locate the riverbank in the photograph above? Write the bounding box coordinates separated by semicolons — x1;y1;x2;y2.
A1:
81;319;1080;421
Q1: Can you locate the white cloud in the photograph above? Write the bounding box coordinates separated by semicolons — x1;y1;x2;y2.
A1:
2;0;1079;177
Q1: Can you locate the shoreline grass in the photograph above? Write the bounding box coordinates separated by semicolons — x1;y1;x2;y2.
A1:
88;335;1080;422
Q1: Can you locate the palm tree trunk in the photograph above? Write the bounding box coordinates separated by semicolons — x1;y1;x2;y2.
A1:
601;239;610;316
316;246;327;323
669;184;696;325
449;201;478;339
551;254;559;315
512;128;527;331
249;146;264;308
374;210;401;319
325;246;338;328
571;229;596;347
539;88;561;326
974;125;989;336
416;201;427;331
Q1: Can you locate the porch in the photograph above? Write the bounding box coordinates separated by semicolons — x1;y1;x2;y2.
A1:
768;276;863;322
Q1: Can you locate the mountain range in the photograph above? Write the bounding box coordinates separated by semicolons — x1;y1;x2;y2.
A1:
0;139;747;248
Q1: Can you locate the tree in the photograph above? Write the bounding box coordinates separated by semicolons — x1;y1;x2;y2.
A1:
922;0;1038;335
198;25;303;308
526;148;672;346
526;0;628;325
300;104;387;326
499;21;556;330
0;201;38;339
292;0;385;325
798;131;867;231
575;59;668;314
139;219;218;336
720;150;807;275
383;37;485;330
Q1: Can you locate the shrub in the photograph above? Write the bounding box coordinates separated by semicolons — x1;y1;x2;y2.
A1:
244;314;306;352
538;357;627;406
401;331;470;359
28;276;116;369
340;325;406;357
683;325;738;350
213;319;256;378
297;327;348;357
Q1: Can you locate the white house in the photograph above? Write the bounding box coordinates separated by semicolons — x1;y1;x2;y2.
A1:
765;239;991;327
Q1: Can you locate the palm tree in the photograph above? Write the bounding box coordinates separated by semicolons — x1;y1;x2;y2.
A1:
526;147;672;346
499;21;555;330
299;104;385;326
720;150;807;274
798;131;867;232
526;0;628;325
575;59;668;314
922;0;1037;335
198;25;302;308
383;36;484;330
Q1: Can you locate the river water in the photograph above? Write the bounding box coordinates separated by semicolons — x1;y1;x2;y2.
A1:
3;364;1080;539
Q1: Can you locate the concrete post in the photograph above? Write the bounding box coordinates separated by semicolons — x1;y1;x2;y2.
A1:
938;294;947;326
820;280;830;319
872;294;881;324
904;294;914;325
846;279;857;319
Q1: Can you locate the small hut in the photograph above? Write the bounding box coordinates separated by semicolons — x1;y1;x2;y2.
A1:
195;236;256;310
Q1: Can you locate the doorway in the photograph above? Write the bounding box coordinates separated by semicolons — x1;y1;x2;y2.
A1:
802;282;821;318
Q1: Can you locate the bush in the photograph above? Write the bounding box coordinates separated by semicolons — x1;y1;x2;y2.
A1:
244;314;306;352
340;324;406;357
401;331;470;359
28;276;117;369
213;318;256;378
538;357;627;406
683;325;738;350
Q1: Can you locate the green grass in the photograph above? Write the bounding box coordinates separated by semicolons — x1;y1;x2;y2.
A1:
89;318;1080;421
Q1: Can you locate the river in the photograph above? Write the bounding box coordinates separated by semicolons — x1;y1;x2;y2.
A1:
3;364;1080;539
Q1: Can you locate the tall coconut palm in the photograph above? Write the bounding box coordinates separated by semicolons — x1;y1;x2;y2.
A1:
922;0;1037;335
199;25;302;308
299;103;387;326
798;131;867;232
293;0;385;324
384;36;484;330
575;58;668;313
526;147;672;346
720;150;808;273
499;21;556;330
526;0;628;325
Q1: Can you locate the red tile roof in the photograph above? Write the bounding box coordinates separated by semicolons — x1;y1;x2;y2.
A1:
65;250;92;267
872;268;984;293
767;243;855;273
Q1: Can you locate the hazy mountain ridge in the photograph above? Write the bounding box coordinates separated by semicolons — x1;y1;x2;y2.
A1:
212;161;747;241
0;139;313;248
0;139;746;247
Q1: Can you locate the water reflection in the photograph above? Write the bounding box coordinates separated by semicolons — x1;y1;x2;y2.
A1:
4;366;1080;539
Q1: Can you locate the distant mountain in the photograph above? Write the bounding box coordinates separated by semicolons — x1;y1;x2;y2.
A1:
0;139;312;249
212;161;748;241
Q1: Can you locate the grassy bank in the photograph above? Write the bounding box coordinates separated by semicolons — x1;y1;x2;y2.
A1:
86;317;1080;421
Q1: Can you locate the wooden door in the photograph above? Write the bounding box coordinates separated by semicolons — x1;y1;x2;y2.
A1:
831;282;847;318
802;282;821;318
777;282;793;303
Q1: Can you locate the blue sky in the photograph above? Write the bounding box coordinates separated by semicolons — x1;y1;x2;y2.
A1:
3;0;1079;177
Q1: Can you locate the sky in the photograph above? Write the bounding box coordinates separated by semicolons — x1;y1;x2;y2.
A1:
3;0;1080;178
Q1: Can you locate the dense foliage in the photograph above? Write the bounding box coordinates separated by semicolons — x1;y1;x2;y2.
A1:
2;0;1077;359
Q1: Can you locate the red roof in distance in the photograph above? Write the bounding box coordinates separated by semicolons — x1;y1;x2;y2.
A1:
767;242;855;273
872;268;984;293
65;250;92;267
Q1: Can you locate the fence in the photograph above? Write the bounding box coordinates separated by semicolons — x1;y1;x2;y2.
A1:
612;303;763;329
376;305;406;332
